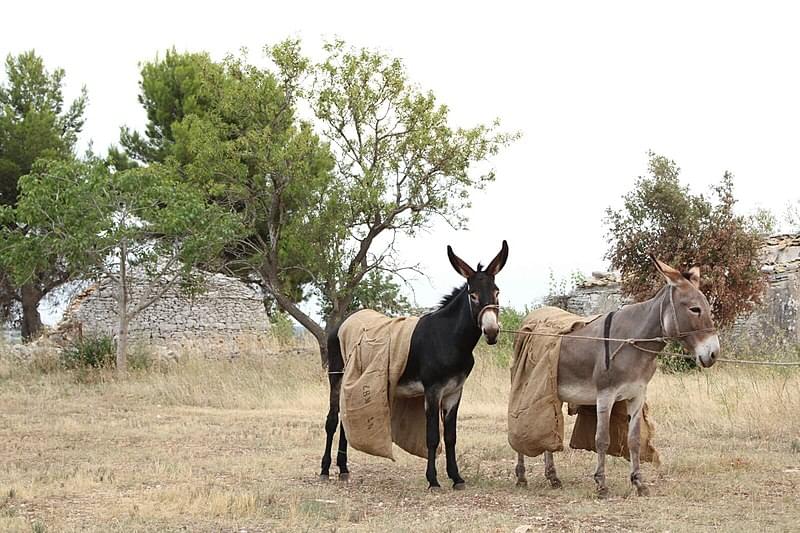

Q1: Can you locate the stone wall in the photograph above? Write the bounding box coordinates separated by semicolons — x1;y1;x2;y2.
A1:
732;234;800;343
559;234;800;343
557;272;629;316
60;272;269;347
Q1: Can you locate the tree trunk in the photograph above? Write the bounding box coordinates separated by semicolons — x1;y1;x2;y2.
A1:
116;311;129;374
116;241;129;374
20;283;43;342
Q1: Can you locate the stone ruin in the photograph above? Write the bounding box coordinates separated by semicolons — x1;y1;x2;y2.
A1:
734;234;799;342
559;271;627;317
48;271;270;353
559;234;800;343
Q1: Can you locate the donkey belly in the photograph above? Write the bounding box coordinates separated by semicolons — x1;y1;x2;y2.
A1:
557;380;648;406
557;382;597;405
395;380;424;398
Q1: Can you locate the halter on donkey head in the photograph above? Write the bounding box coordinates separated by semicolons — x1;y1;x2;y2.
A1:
447;240;509;345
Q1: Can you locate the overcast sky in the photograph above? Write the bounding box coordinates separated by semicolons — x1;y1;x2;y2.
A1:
3;1;800;314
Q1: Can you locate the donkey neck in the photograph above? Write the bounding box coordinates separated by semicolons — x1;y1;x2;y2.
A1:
432;285;482;351
611;287;667;345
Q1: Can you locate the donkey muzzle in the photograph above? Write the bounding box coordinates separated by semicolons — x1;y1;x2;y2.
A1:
480;308;500;345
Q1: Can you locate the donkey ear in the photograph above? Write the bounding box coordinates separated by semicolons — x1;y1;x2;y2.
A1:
685;266;701;289
649;254;684;286
485;240;509;276
447;245;476;279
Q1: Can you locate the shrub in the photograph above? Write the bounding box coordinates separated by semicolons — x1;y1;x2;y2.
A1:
269;312;296;346
605;152;767;329
127;344;154;371
494;305;530;366
60;335;115;370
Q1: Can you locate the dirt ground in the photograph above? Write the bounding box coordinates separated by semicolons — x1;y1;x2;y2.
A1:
0;346;798;532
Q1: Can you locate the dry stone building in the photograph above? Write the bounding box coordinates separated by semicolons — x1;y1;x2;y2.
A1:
57;272;269;349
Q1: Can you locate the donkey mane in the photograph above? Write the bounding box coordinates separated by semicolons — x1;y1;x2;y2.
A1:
436;263;486;309
438;284;466;309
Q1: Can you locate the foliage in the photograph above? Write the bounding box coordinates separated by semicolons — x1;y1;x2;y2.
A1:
545;269;586;309
604;152;767;328
0;157;242;370
0;50;87;339
268;311;296;346
119;49;222;164
749;207;777;236
127;345;155;371
657;341;698;374
495;305;527;356
121;40;516;361
61;335;115;370
0;51;87;207
333;270;412;317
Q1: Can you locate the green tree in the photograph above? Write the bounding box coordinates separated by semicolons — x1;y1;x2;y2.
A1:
121;40;516;362
0;158;241;371
119;49;223;164
0;50;87;339
604;152;766;328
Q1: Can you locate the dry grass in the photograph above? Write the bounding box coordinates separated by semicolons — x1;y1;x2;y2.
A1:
0;341;798;532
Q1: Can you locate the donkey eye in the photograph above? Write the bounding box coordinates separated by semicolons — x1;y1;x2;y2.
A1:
470;292;479;301
689;307;702;315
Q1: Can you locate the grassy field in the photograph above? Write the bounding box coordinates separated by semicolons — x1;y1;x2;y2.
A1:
0;341;798;532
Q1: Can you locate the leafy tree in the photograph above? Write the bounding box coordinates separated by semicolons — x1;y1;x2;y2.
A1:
0;50;87;339
119;49;223;164
0;158;241;371
122;40;516;362
604;152;767;328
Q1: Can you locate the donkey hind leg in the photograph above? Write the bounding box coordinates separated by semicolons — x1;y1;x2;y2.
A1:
626;394;648;496
320;328;345;481
424;387;443;491
319;373;341;480
593;392;615;499
515;453;528;487
336;422;350;481
442;389;465;490
544;451;562;488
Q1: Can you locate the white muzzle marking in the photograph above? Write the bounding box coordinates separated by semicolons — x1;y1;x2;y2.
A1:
694;334;720;368
481;308;500;343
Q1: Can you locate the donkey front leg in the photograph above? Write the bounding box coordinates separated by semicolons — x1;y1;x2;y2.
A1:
442;388;465;490
593;392;615;498
425;387;443;491
627;395;648;496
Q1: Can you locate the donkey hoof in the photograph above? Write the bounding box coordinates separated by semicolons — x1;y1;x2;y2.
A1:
549;478;562;489
636;484;649;497
453;481;466;491
596;487;609;499
515;479;528;488
428;485;443;493
319;474;330;482
338;472;350;482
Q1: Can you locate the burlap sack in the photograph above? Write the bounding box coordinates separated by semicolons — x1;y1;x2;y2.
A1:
338;309;430;460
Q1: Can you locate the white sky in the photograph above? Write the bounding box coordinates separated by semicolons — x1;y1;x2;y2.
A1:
3;1;800;315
